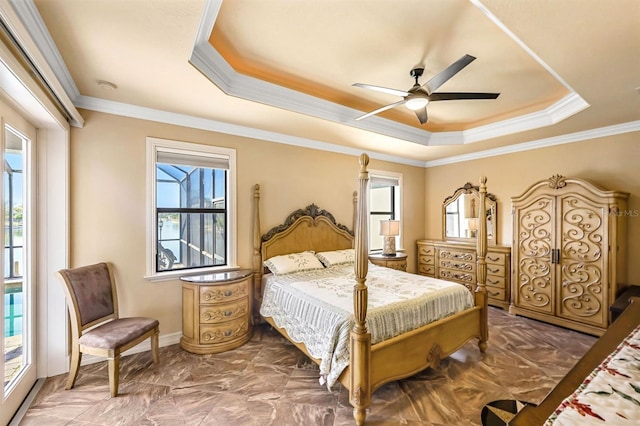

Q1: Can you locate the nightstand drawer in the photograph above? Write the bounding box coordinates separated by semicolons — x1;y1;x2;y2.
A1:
200;299;249;323
200;317;250;344
200;281;248;304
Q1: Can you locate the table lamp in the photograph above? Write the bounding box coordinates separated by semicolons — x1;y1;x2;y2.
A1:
380;220;400;256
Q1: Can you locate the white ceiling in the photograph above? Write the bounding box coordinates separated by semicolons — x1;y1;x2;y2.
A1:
19;0;640;165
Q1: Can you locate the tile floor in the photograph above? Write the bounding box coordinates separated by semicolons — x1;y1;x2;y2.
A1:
18;308;596;425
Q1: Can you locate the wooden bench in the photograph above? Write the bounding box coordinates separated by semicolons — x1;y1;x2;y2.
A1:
610;285;640;322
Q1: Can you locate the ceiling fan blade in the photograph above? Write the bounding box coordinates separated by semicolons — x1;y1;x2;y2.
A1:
424;54;476;94
415;107;428;124
352;83;410;98
354;99;406;121
429;92;500;101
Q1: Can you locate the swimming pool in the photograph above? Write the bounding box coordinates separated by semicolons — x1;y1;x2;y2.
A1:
4;292;22;338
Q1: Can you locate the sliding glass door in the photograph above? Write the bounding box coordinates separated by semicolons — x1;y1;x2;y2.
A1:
1;101;36;425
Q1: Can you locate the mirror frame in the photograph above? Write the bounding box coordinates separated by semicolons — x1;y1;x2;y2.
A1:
442;182;497;244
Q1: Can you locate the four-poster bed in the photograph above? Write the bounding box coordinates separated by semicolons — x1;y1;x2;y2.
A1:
251;153;489;425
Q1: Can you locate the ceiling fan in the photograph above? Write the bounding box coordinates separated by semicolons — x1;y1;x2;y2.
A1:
352;54;500;124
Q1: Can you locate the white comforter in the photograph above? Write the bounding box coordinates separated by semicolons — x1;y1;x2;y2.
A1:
259;263;474;389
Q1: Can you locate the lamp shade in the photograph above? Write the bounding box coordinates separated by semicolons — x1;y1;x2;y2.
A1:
379;220;400;237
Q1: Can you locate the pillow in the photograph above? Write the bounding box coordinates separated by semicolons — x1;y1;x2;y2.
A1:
315;249;356;267
264;251;324;275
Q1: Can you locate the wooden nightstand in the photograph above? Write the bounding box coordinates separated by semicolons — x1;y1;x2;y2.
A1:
368;252;408;271
180;269;253;354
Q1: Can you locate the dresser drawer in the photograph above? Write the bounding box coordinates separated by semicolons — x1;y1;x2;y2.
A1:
418;245;435;257
438;249;475;262
200;299;249;324
487;287;506;301
200;281;248;304
486;264;506;277
200;317;250;344
418;264;435;276
419;255;435;266
439;268;475;285
486;252;507;265
438;259;476;274
486;275;506;289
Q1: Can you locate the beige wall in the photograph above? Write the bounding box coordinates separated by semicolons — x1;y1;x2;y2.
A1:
424;132;640;283
70;109;425;335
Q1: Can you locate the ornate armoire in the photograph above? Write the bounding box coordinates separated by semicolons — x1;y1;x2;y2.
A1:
510;175;629;336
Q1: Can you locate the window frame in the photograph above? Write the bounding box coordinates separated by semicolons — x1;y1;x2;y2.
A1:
145;137;237;281
368;169;402;252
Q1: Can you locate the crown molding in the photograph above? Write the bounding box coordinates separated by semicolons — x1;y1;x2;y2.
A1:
74;95;428;168
6;0;83;126
425;120;640;167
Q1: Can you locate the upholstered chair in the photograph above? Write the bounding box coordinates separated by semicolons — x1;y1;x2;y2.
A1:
57;262;160;397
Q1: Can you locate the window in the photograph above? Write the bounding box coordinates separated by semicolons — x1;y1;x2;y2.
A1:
369;171;402;251
146;138;236;280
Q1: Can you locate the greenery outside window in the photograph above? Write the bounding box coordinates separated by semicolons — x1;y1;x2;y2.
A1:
369;171;402;251
146;138;237;280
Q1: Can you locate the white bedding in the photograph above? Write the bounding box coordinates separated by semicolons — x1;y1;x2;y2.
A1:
259;263;474;389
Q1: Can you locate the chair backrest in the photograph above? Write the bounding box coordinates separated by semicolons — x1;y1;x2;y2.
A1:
58;262;119;335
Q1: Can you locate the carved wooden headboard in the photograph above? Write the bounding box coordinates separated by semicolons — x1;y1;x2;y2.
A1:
251;184;356;311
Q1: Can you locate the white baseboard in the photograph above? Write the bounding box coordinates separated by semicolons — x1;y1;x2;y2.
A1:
79;331;182;367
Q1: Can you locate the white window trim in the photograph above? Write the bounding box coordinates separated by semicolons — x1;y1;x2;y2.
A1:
368;169;403;250
145;137;238;281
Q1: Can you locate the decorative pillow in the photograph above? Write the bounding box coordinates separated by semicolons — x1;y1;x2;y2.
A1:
315;249;356;267
264;251;325;275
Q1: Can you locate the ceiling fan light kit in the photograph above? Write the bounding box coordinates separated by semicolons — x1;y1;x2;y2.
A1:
405;97;428;111
353;54;500;125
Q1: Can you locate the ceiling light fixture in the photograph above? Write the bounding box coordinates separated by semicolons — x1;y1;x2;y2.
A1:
405;97;428;111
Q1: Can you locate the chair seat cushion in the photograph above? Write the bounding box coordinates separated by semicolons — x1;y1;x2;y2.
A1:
79;317;159;349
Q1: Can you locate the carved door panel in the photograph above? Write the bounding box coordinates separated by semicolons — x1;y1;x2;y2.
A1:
557;193;609;328
513;194;556;314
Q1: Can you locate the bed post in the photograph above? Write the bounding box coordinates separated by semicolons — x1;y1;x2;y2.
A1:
351;153;371;425
352;190;357;237
252;184;262;321
476;176;489;352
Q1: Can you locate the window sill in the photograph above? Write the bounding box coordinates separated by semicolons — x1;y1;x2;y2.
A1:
144;265;242;282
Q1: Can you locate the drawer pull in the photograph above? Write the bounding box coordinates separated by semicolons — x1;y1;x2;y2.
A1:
488;267;500;273
224;310;233;317
224;290;233;297
487;256;500;262
488;278;500;285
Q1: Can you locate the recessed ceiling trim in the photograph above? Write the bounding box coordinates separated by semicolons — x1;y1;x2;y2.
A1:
191;0;589;147
425;120;640;167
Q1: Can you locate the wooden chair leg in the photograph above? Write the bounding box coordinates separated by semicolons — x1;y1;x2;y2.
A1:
66;346;82;390
108;355;120;397
151;329;160;364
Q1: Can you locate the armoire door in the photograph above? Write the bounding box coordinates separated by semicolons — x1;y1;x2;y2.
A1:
512;193;557;315
556;192;609;328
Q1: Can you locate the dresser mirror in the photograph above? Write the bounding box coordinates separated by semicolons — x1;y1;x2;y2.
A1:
442;182;497;244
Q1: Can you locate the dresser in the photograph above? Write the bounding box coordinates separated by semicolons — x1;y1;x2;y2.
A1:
511;175;628;335
368;252;408;271
180;269;254;354
417;239;511;309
